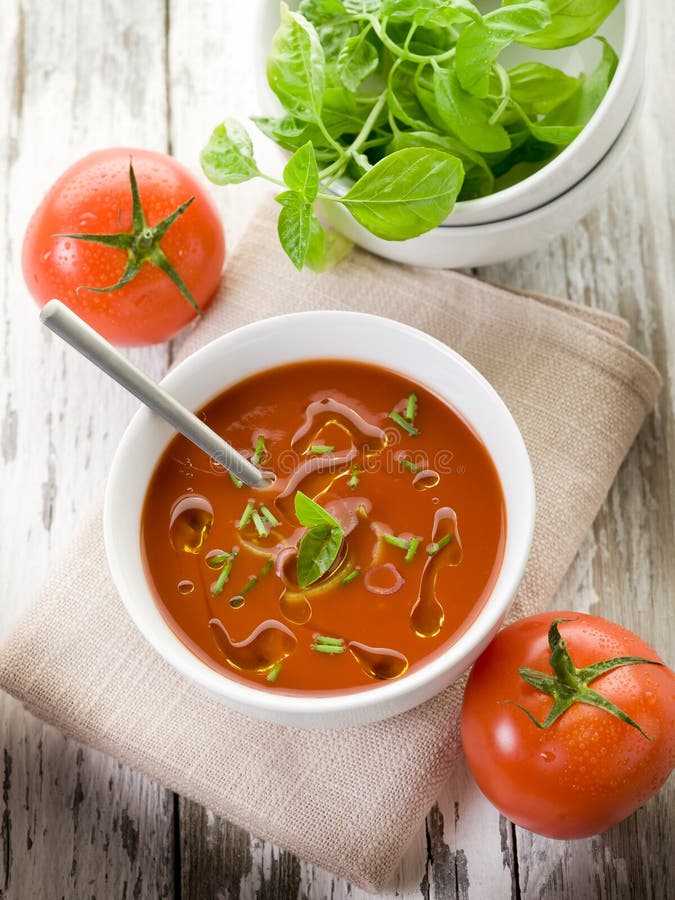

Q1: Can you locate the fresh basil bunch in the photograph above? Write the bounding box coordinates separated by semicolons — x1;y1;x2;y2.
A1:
201;0;619;270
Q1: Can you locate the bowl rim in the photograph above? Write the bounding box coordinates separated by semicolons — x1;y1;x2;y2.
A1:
104;311;536;720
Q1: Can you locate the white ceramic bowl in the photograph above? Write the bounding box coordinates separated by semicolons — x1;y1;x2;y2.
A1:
254;0;643;226
318;87;642;269
104;313;535;728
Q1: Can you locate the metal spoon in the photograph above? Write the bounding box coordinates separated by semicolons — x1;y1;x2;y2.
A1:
40;299;268;489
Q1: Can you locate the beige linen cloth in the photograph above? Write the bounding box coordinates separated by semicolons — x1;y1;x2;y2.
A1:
0;203;661;892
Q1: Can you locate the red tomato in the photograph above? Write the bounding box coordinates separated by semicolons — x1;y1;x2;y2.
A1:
22;148;225;346
461;612;675;839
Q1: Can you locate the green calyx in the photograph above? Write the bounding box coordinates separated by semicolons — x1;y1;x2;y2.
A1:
58;162;201;314
511;618;663;740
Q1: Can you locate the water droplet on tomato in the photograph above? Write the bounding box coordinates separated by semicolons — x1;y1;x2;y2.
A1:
539;751;555;763
177;580;194;595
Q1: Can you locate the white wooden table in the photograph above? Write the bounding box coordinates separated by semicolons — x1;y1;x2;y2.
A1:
0;2;672;897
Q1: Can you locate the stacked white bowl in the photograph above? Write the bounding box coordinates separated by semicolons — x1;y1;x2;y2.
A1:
254;0;644;268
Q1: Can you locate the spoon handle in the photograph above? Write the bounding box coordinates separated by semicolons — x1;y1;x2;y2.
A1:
40;299;266;488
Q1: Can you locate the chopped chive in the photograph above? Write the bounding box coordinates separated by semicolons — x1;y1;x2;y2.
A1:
401;458;419;474
427;534;454;556
341;567;361;585
236;556;274;597
229;471;244;488
207;552;232;568
405;538;421;562
251;509;268;538
260;505;280;526
237;500;255;529
235;558;272;600
266;661;282;683
212;553;237;596
251;435;267;466
309;444;335;454
313;634;344;646
405;392;417;422
389;410;420;437
311;643;345;655
348;469;360;489
356;504;368;519
384;533;411;551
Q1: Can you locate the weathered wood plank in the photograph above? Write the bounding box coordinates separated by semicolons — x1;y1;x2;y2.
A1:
0;0;176;895
0;705;175;899
480;3;675;896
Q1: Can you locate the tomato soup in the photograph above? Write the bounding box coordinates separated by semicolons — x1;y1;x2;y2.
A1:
141;359;506;694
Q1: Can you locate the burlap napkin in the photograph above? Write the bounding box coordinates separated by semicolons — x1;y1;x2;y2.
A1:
0;202;661;892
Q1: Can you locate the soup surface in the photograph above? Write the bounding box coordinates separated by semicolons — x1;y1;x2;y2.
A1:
141;359;506;693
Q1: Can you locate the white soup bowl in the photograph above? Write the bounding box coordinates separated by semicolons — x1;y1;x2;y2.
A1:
105;312;535;728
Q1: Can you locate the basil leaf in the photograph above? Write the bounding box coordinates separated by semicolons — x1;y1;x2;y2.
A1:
296;524;344;587
529;37;618;144
322;87;377;137
304;214;327;271
295;491;342;528
340;147;464;240
276;191;313;270
512;0;620;50
200;120;259;185
337;30;380;91
267;4;326;123
508;62;580;115
382;0;480;24
405;23;455;57
299;0;347;24
434;67;511;153
343;0;381;12
305;225;352;272
251;114;328;153
524;121;582;145
388;65;432;131
316;21;354;56
494;156;555;191
283;141;320;201
456;2;552;98
388;130;495;198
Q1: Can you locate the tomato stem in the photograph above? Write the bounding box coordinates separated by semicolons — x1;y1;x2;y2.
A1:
57;161;201;315
508;618;663;739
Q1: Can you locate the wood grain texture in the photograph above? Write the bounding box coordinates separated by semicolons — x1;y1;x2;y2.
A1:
481;7;675;897
0;0;176;896
0;0;672;897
